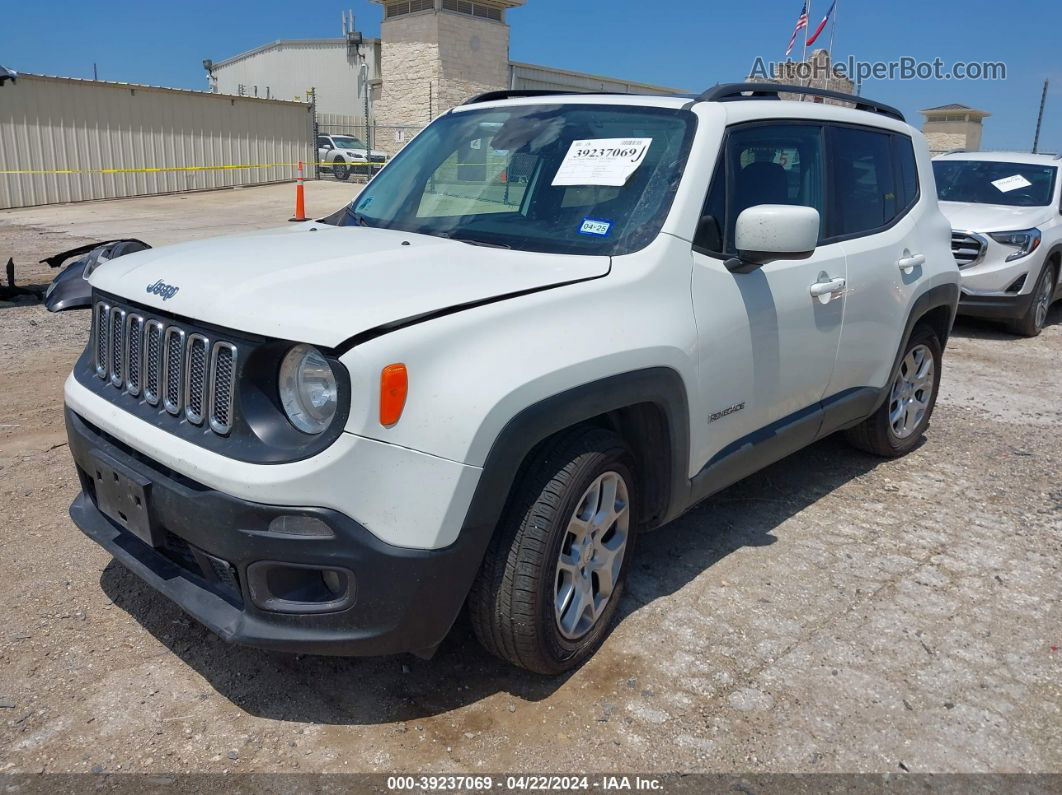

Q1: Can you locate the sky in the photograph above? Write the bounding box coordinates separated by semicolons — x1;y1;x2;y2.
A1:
2;0;1060;152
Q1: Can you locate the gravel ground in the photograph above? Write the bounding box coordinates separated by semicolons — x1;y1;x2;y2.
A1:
1;189;1060;776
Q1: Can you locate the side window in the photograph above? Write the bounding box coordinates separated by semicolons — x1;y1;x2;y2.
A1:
828;126;898;238
317;137;332;149
893;134;919;211
694;124;825;256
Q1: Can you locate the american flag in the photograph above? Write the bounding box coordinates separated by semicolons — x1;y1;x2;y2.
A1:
785;2;809;56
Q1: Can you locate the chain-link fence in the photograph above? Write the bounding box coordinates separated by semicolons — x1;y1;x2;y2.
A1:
312;106;425;183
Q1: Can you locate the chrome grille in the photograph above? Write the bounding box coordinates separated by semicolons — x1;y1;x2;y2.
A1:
144;320;164;406
108;307;126;387
163;327;186;415
91;299;238;436
125;314;144;396
951;231;986;268
93;302;109;378
209;342;237;435
184;334;209;425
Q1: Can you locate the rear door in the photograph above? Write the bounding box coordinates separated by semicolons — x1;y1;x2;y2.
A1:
823;125;925;425
689;121;847;471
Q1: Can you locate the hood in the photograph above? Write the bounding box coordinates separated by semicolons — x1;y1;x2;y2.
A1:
89;224;609;348
938;201;1052;233
340;148;387;159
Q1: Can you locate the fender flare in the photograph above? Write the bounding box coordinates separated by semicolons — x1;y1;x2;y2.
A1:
456;367;692;575
873;281;960;414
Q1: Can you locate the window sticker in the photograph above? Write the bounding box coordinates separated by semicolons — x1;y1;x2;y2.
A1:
578;217;613;237
552;138;653;187
992;174;1032;193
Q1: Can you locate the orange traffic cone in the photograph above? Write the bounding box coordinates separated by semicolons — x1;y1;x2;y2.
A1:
289;161;308;222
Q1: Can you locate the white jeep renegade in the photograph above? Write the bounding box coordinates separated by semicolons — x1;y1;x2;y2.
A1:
64;84;959;673
933;151;1062;336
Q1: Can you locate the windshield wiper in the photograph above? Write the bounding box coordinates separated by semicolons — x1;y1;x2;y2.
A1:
344;206;376;227
434;231;511;249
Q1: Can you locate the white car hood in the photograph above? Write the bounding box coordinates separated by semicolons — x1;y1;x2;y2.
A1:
89;224;609;348
938;201;1052;233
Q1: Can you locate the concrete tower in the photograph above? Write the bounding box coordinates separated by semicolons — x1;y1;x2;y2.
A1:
920;104;991;153
369;0;525;133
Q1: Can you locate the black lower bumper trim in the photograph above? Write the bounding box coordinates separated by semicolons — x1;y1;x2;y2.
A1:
65;408;484;657
957;290;1034;321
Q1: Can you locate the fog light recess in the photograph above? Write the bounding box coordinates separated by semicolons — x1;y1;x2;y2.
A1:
246;561;355;614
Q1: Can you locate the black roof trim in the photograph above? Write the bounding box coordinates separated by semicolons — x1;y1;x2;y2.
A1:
462;89;631;105
695;83;905;122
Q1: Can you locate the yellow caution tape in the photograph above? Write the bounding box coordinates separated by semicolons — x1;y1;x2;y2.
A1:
0;161;387;175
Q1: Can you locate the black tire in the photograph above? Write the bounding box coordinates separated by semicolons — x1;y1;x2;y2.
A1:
1009;262;1056;338
468;427;637;674
332;157;349;181
845;325;943;458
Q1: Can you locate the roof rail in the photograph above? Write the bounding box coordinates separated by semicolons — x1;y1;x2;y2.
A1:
696;82;905;122
462;89;618;106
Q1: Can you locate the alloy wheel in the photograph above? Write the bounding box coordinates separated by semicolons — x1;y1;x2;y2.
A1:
1035;272;1052;330
889;344;935;440
554;471;630;640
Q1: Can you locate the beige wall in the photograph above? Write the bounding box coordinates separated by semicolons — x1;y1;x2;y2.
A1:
0;75;313;209
922;118;984;152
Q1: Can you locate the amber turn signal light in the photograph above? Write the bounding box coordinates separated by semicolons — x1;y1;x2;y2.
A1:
380;364;408;426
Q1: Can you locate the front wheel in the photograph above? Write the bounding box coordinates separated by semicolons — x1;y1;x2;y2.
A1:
1010;263;1056;337
845;326;942;457
332;158;349;181
469;428;637;674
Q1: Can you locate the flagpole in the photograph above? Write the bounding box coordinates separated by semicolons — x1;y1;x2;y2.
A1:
825;0;839;92
801;0;814;93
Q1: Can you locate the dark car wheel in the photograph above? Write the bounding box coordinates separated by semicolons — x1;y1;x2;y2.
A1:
1010;262;1057;337
845;325;943;458
469;427;637;674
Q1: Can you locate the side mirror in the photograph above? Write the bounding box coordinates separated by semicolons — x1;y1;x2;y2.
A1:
726;205;820;274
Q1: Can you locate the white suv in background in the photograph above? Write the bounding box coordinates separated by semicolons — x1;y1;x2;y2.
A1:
316;134;388;180
62;84;958;673
934;151;1062;336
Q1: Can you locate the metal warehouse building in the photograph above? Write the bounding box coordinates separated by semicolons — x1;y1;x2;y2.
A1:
205;0;679;153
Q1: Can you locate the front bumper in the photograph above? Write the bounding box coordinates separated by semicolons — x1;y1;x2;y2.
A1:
65;408;484;657
957;288;1036;321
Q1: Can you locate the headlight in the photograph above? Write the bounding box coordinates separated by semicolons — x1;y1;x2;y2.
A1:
989;228;1041;262
278;344;338;434
80;247;110;280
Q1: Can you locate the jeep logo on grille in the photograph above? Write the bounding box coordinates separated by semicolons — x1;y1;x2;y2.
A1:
146;280;180;300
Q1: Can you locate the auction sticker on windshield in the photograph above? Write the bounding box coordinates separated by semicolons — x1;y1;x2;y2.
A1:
992;174;1033;193
552;138;652;187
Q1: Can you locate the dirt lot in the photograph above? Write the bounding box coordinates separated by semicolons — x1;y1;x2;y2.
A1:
1;186;1060;776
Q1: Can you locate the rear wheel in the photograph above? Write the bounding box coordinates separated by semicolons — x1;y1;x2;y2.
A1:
1009;263;1056;337
469;428;636;674
845;325;942;457
332;157;349;181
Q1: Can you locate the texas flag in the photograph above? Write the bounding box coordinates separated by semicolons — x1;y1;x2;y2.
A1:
805;1;837;48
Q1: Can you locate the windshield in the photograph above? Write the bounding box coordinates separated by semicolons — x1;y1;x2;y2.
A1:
332;136;366;150
339;103;696;255
933;159;1057;207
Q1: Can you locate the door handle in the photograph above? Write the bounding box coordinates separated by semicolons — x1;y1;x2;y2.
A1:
897;253;926;273
809;277;846;303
